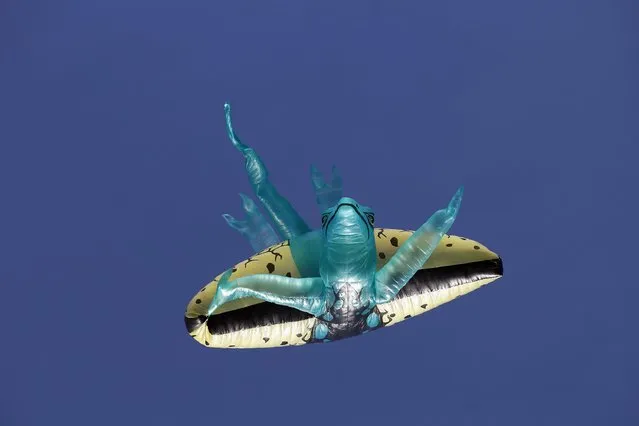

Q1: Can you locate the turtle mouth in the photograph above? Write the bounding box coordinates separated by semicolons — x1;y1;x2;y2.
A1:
324;203;371;241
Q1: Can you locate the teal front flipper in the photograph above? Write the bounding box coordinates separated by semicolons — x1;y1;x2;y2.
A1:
224;103;311;240
222;193;280;252
208;269;328;317
374;187;464;304
310;164;343;213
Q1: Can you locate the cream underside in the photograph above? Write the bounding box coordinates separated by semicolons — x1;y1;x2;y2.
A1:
375;275;499;327
186;229;501;349
191;318;316;349
190;273;499;349
185;230;499;317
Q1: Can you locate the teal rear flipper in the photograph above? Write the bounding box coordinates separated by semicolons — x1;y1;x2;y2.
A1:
222;193;280;252
224;103;310;241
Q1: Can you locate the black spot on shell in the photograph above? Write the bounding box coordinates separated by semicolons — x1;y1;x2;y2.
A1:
390;237;399;247
474;245;480;250
446;243;453;247
461;237;467;240
286;272;292;277
379;252;386;259
296;333;302;337
195;299;201;304
421;304;428;309
280;341;288;346
390;313;396;318
232;267;237;272
200;287;206;292
405;315;412;319
266;263;275;273
263;337;270;343
205;341;209;346
228;345;235;348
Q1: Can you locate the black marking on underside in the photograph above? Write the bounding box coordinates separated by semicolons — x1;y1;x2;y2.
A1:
255;240;289;261
185;315;208;334
205;301;314;336
184;258;503;336
243;256;258;268
395;258;503;299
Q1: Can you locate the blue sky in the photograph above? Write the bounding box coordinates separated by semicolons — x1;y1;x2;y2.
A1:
1;1;637;425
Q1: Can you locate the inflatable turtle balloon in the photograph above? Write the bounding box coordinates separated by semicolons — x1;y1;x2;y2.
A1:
184;104;503;349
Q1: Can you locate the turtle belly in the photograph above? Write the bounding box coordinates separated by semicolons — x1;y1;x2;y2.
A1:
317;282;374;341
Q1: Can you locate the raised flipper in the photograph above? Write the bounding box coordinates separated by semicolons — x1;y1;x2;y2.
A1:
224;103;311;240
207;269;328;317
374;187;464;304
311;164;343;213
222;193;281;252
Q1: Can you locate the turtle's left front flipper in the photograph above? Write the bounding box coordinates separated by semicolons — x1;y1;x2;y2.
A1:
208;269;328;317
374;187;464;304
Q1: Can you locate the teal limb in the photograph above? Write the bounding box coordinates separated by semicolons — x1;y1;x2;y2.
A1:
224;103;311;240
366;312;380;328
207;272;328;317
206;268;233;312
313;323;329;340
222;193;280;252
374;187;464;304
289;230;323;278
310;164;343;214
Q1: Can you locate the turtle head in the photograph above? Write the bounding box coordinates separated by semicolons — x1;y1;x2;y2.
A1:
321;197;375;246
320;197;378;280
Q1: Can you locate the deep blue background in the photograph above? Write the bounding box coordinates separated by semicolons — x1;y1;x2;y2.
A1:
2;1;637;425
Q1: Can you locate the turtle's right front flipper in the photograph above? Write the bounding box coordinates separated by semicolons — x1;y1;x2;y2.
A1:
224;103;310;240
374;187;464;304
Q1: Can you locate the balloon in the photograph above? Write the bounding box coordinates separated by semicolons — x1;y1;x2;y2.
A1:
184;104;503;349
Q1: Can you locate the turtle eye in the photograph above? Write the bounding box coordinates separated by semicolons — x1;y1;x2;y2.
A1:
366;213;375;226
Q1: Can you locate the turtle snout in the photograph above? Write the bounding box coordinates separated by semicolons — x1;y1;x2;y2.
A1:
336;197;359;208
327;204;368;243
